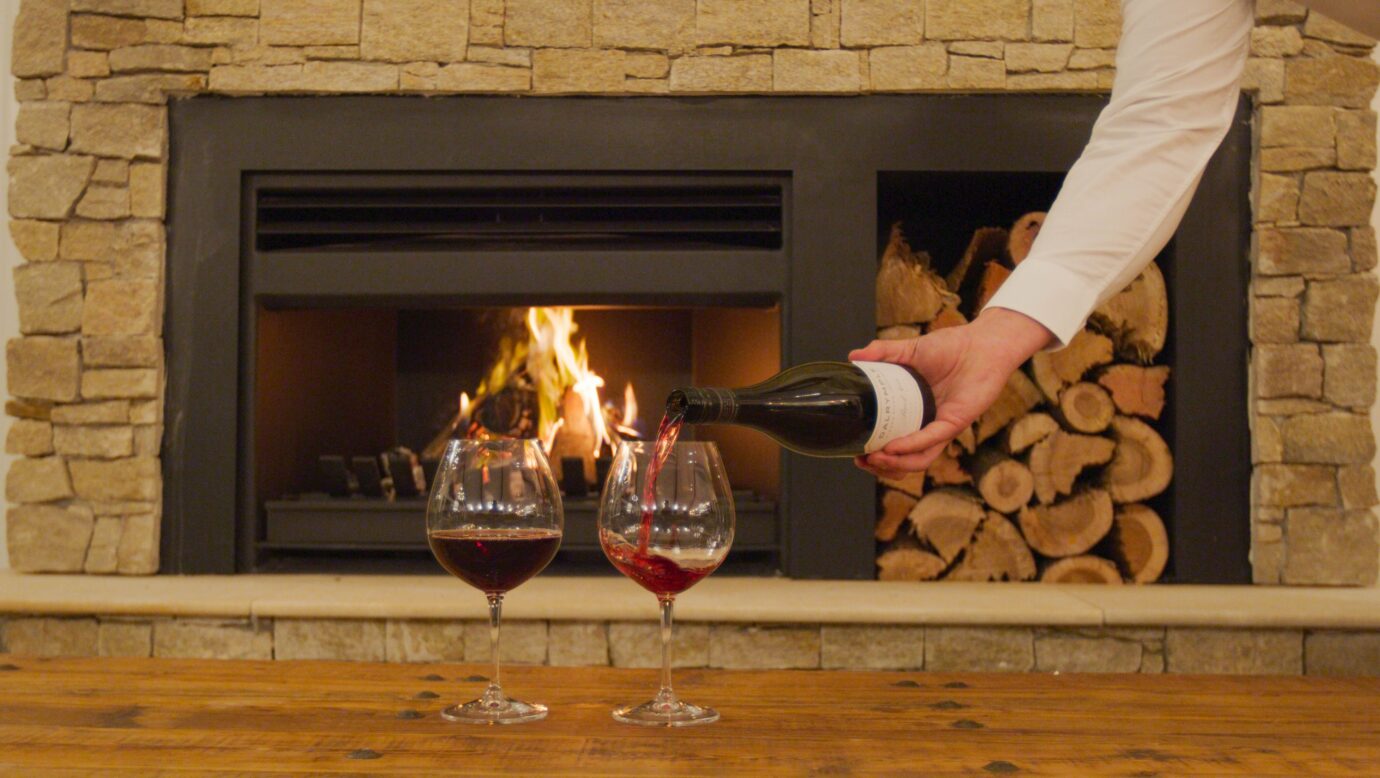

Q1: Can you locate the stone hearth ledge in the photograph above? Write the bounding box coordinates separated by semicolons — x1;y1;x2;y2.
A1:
2;571;1378;630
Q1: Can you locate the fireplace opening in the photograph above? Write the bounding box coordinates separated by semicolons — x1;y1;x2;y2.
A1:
164;95;1249;581
252;304;781;572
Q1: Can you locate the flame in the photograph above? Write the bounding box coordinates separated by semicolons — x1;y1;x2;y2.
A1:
458;392;471;421
525;307;610;458
622;382;638;429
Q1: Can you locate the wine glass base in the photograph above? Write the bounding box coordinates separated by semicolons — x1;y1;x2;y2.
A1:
441;697;548;725
612;699;719;727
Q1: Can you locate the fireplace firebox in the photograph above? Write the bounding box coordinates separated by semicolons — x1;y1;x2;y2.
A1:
163;95;1251;581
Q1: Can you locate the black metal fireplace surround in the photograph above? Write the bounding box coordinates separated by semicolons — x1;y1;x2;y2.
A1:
163;95;1252;581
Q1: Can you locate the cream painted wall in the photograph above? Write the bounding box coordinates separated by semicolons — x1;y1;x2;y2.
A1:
0;2;19;568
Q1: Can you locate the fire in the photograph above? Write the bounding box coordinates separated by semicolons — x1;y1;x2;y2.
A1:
616;381;640;440
525;307;610;459
424;306;641;463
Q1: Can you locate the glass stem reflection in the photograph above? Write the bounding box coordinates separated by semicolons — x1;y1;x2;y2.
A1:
486;593;503;701
657;595;677;706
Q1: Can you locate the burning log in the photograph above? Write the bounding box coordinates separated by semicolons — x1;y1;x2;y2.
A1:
550;388;600;484
1018;489;1114;558
1041;555;1124;584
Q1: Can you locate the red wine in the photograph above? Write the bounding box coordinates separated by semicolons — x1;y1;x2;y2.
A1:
602;538;719;596
638;411;684;552
428;528;561;594
668;361;936;457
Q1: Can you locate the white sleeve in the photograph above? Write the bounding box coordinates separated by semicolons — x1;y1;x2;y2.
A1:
984;0;1253;347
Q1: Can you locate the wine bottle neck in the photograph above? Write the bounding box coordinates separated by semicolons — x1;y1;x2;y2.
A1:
670;387;738;424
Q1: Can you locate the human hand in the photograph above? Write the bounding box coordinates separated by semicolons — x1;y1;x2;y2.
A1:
849;308;1054;479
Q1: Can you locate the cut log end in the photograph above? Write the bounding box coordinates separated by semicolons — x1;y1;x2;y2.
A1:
1018;489;1114;558
876;223;957;328
976;369;1042;443
1028;430;1117;504
877;545;948;581
1097;365;1170;420
972;452;1035;514
1106;504;1169;584
1102;416;1173;504
880;469;925;498
926;444;973;487
1007;412;1059;454
928;306;968;332
973;261;1012;315
876;489;919;543
909;488;985;563
1090;262;1168;363
1059;382;1116;434
946;512;1038;582
1041;555;1124;584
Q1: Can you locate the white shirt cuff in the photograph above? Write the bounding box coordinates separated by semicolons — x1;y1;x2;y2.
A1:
984;259;1102;350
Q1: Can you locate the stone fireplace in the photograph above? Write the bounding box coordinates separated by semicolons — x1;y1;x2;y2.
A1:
4;0;1378;591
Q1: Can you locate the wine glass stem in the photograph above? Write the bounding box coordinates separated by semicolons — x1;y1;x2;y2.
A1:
657;595;676;704
487;593;503;698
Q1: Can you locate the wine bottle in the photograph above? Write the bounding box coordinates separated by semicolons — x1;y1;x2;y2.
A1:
667;361;936;458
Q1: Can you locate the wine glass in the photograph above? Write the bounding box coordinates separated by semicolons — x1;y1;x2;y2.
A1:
598;440;734;726
426;438;563;724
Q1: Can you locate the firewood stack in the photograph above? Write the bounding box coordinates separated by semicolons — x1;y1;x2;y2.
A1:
873;219;1173;584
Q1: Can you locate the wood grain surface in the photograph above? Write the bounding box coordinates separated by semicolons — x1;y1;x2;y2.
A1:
1;656;1378;776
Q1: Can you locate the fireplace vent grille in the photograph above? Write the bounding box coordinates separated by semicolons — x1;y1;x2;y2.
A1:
254;181;784;252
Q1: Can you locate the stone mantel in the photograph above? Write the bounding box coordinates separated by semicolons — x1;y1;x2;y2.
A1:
5;0;1380;586
4;570;1380;629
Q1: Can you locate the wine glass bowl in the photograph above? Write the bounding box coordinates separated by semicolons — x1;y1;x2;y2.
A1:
426;438;562;724
598;440;734;726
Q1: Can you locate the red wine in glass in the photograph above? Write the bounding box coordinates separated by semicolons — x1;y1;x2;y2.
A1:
598;438;733;727
426;438;562;725
428;528;562;594
602;538;720;597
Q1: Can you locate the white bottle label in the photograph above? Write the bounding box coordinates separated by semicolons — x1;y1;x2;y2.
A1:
853;360;926;454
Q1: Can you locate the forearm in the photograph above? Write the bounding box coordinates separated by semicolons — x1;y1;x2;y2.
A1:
985;0;1253;346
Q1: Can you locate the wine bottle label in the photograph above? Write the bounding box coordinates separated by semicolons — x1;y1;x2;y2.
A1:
853;360;927;454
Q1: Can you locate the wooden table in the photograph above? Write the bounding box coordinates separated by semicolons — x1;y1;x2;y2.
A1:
2;656;1379;776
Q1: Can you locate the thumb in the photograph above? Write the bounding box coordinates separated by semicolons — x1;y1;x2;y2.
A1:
848;338;916;365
